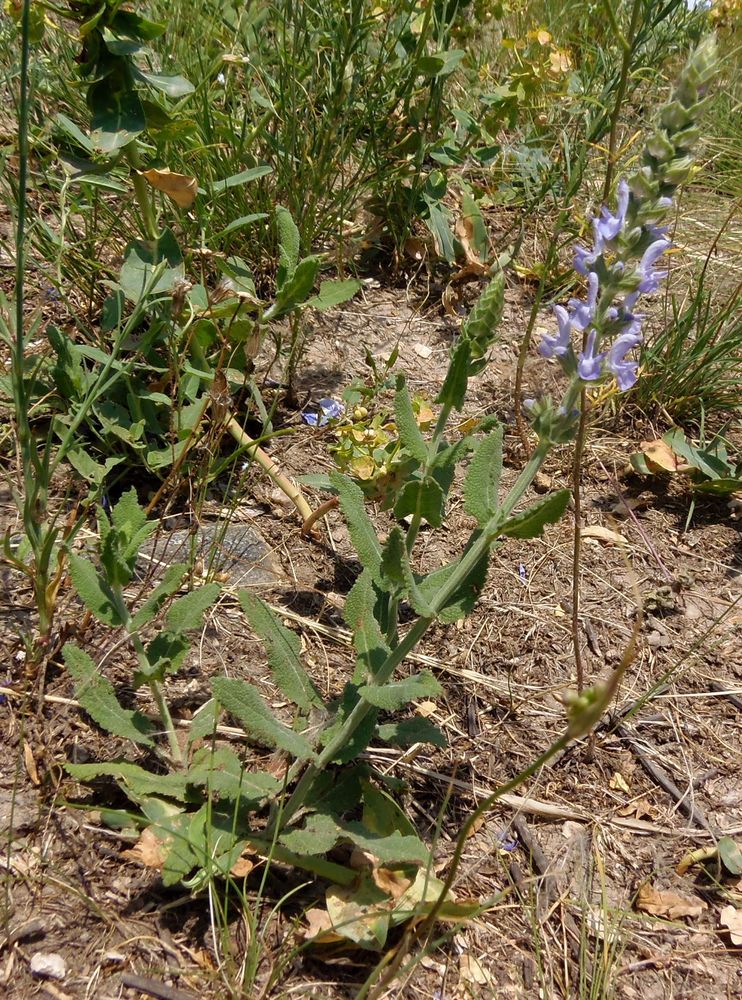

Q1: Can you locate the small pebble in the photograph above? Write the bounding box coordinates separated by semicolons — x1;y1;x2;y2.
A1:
30;952;66;980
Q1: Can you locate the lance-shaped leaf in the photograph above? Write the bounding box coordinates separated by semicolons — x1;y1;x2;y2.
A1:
238;591;323;711
212;678;315;760
344;572;389;682
320;683;378;764
275;205;301;283
500;489;571;539
280;813;341;856
463;424;503;525
393;376;428;464
63;644;155;746
68;554;122;627
329;472;382;580
417;539;490;623
436;338;471;411
380;527;434;618
130;563;189;632
166;582;221;633
359;670;441;711
65;760;187;801
269;256;320;318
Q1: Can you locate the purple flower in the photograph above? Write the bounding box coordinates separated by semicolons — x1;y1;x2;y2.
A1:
577;330;606;381
569;271;600;331
539;305;573;358
303;397;343;428
594;179;630;244
574;243;597;277
636;238;671;293
606;331;642;390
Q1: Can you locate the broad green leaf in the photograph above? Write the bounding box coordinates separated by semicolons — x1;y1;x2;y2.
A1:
340;822;429;865
417;541;490;623
280;814;340;856
212;678;315;760
132;67;195;98
63;643;155;746
344;571;389;681
463;425;503;525
65;760;187;801
119;228;184;303
89;83;145;152
159;812;199;886
303;767;364;816
328;472;382;580
359;671;441;711
66;449;123;486
393;477;445;529
500;489;571;539
130;563;189;631
361;779;418;838
306;278;361;311
187;747;279;802
238;592;323;711
275;205;300;281
376;717;446;748
166;582;221;633
68;554;122;627
109;10;165;40
393;376;427;464
436;339;471;411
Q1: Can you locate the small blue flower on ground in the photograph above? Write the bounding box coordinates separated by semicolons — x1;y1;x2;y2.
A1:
303;398;344;427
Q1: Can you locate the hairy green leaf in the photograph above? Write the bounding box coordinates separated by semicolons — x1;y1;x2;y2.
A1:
436;339;471;411
275;205;301;282
380;527;433;618
463;425;503;524
344;572;389;682
320;683;377;764
417;541;490;623
187;747;279;802
359;671;441;711
271;256;320;317
166;582;221;633
340;822;429;865
136;631;189;685
130;563;189;631
393;376;428;464
65;760;187;801
376;717;446;748
238;591;323;711
68;554;122;627
212;678;315;760
186;698;220;747
306;278;361;311
329;472;382;580
393;477;445;528
500;489;571;539
280;813;340;856
63;643;155;746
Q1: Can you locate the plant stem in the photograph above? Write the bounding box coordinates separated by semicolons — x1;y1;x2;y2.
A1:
124;144;159;241
274;438;552;831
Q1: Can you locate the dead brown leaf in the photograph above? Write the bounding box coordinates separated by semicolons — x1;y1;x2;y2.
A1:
230;854;255;878
583;525;628;547
122;827;167;870
720;905;742;946
140;168;198;208
372;867;412;900
300;907;342;944
459;953;491;985
23;740;40;786
635;882;706;920
639;439;691;474
609;771;631;793
617;798;657;821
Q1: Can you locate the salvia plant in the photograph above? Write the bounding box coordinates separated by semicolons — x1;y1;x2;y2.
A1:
54;35;716;946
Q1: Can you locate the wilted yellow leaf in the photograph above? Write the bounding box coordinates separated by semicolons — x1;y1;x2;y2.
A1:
140;167;198;208
609;771;631;794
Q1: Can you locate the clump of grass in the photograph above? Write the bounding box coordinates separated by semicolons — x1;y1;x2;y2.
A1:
633;275;742;423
